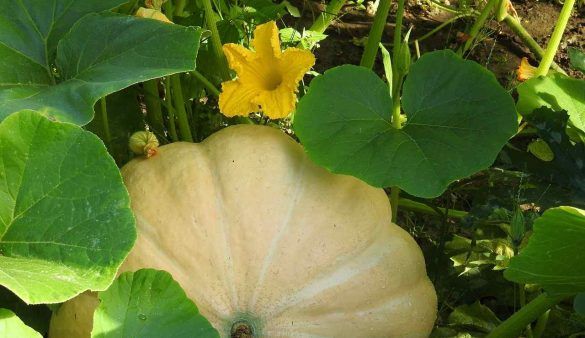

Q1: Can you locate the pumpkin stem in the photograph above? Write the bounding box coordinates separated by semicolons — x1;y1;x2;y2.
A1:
230;321;254;338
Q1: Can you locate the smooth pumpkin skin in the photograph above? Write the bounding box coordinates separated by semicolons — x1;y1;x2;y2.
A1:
49;292;99;338
51;125;437;337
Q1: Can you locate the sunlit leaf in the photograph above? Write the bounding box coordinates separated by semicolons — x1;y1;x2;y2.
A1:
92;269;219;338
0;111;136;304
0;309;42;338
0;5;201;125
517;73;585;141
505;206;585;294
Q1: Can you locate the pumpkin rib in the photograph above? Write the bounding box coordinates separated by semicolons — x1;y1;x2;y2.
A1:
132;212;231;322
205;144;241;313
263;218;390;316
249;154;309;310
49;125;437;338
265;222;429;319
268;279;435;337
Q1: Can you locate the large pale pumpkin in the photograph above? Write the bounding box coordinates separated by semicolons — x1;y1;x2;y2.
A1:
51;125;436;337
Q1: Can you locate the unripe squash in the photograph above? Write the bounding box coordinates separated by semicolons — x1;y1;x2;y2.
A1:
50;125;437;337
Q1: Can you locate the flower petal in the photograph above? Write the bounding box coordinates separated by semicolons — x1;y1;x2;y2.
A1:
219;80;260;117
223;44;264;80
135;7;172;23
517;57;537;82
253;86;296;119
279;47;316;88
252;21;281;59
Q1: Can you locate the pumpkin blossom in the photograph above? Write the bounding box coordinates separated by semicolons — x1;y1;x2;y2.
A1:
517;57;538;81
219;21;316;119
135;7;172;23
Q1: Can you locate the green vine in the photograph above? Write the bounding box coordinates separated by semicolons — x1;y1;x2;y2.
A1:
308;0;347;34
202;0;231;80
535;0;575;76
170;75;193;142
487;294;567;338
359;0;392;69
99;96;111;148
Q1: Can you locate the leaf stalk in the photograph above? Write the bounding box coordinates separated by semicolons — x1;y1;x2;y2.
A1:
486;293;566;338
535;0;575;76
99;97;112;148
360;0;392;68
170;74;193;142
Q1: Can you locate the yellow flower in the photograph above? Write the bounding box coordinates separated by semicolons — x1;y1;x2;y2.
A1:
135;7;172;23
219;21;316;119
516;57;537;81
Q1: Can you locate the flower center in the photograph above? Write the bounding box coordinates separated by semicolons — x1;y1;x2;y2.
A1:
262;71;283;90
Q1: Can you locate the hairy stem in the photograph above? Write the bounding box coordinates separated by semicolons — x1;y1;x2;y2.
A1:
202;0;231;80
518;279;534;337
170;74;193;142
533;310;551;338
309;0;347;34
391;0;406;63
460;0;498;54
190;70;221;97
164;77;179;142
486;294;567;338
174;0;187;16
429;0;461;14
360;0;392;69
143;80;165;134
414;14;473;43
502;15;566;74
99;96;111;147
398;198;468;219
535;0;575;76
386;0;408;220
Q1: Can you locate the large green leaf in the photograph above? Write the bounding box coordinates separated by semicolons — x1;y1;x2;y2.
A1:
92;269;219;338
294;50;517;197
504;206;585;295
0;111;136;304
0;309;42;338
0;0;125;63
0;8;201;125
516;73;585;141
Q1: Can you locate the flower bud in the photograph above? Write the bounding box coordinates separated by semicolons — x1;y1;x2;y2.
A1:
129;131;159;158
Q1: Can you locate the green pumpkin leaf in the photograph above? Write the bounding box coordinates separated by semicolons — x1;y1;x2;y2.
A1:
504;206;585;294
0;111;136;304
517;73;585;140
447;302;501;333
0;0;125;62
294;50;517;197
92;269;219;338
0;309;42;338
0;7;201;125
